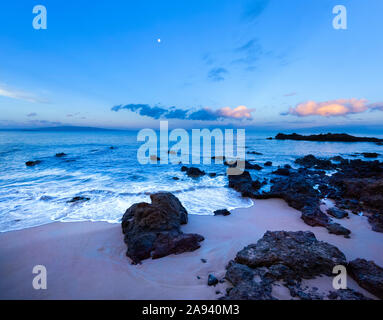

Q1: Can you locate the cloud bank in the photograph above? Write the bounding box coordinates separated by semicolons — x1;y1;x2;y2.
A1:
284;99;383;117
112;104;255;121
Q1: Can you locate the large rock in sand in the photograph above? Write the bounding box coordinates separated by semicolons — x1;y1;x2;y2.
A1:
234;231;346;278
222;231;362;300
348;259;383;299
121;192;204;263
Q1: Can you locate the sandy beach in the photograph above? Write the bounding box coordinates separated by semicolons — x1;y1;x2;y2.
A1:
1;199;382;300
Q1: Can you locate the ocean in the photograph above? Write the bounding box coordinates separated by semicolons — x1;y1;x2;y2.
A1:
0;129;382;232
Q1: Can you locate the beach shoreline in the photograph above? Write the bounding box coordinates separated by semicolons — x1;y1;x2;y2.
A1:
1;199;381;300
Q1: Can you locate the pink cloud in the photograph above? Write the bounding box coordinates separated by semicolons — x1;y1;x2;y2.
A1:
217;105;255;120
285;99;383;117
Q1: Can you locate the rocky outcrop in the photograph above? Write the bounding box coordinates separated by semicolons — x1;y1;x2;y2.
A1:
181;166;206;178
228;171;261;198
234;231;346;278
67;196;90;203
214;209;231;216
327;289;371;300
272;168;290;176
121;192;204;264
329;160;383;232
255;170;351;236
247;151;263;155
295;155;334;170
348;259;383;299
223;231;370;300
361;152;379;158
252;156;383;235
225;160;262;170
55;153;67;157
368;214;383;233
275;133;383;143
25;160;42;167
327;207;348;219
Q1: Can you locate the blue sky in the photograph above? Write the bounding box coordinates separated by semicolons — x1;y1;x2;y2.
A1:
0;0;382;132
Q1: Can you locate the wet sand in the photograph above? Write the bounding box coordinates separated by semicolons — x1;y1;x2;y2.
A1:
0;199;382;300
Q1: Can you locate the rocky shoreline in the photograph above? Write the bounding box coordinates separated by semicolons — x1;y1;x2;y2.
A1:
227;154;383;235
120;152;383;300
273;133;383;144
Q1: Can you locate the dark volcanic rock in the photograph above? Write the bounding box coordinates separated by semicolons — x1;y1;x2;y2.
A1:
214;209;231;216
253;165;352;236
275;133;383;143
362;152;379;158
327;207;348;219
264;161;273;167
67;196;90;203
247;151;263;155
326;222;351;237
225;160;262;170
223;261;274;300
25;160;42;167
121;192;204;263
272;168;290;176
235;231;346;278
348;259;383;299
301;205;331;228
151;232;204;260
55;153;67;157
295;155;334;170
246;162;263;170
327;289;371;300
330;164;383;232
330;156;345;162
181;166;206;178
368;214;383;233
228;171;261;198
208;274;219;286
223;231;349;300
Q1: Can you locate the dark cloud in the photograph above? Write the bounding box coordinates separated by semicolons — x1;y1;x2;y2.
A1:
207;67;228;82
187;108;220;121
112;104;167;119
111;104;255;121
